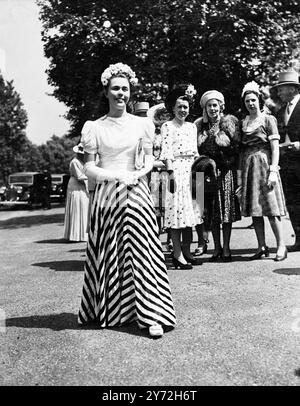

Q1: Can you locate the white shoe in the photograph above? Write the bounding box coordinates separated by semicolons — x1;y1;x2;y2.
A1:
149;324;164;338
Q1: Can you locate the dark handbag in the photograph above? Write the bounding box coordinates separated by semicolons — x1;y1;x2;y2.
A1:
167;170;176;193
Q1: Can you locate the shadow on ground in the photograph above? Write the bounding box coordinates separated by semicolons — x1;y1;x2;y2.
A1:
0;214;64;229
273;268;300;276
5;313;148;337
35;238;81;244
32;260;84;272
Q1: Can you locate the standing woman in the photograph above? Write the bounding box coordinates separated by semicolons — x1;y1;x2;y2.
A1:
78;63;176;338
63;143;89;242
240;81;287;261
195;90;241;262
159;84;203;269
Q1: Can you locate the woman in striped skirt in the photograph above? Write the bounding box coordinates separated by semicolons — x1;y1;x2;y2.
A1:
240;81;287;261
78;63;176;338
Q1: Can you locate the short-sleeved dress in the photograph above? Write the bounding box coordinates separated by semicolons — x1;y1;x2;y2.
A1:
159;120;203;229
78;114;176;329
63;157;89;241
241;113;286;217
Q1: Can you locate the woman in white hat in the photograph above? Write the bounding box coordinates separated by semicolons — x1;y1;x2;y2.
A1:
195;90;241;262
63;143;89;242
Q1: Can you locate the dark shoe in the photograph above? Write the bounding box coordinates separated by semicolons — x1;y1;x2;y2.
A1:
287;243;300;252
172;256;193;270
208;249;223;262
222;253;232;262
182;253;203;265
194;243;208;256
274;247;288;262
248;246;269;260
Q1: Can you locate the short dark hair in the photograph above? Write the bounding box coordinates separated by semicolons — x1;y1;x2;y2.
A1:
241;90;264;116
165;84;192;116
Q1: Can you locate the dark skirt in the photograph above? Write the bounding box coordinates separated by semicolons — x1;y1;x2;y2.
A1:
241;145;286;217
205;169;241;229
78;178;176;328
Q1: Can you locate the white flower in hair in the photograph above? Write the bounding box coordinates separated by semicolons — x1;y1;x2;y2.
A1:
242;81;261;97
101;62;138;86
185;84;197;97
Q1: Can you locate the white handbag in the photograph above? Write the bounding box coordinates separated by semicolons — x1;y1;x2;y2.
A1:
135;138;145;170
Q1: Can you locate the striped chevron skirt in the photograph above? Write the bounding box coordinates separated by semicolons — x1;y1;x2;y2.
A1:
78;178;176;328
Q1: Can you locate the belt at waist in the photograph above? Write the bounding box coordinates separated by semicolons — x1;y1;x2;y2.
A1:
174;154;195;159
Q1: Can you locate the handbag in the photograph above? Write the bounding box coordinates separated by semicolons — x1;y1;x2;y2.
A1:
135;138;145;170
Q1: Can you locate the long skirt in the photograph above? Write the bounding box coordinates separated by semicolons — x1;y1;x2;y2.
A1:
78;177;176;328
241;145;286;217
64;178;89;241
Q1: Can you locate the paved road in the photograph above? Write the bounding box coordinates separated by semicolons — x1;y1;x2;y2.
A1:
0;205;300;386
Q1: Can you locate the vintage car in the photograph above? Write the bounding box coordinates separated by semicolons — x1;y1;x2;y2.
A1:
50;173;69;202
0;172;50;208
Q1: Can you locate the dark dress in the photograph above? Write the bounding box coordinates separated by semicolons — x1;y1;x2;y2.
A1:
195;114;241;229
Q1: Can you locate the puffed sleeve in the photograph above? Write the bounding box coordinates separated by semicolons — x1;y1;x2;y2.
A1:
142;117;155;149
265;115;280;141
81;120;99;154
159;122;174;160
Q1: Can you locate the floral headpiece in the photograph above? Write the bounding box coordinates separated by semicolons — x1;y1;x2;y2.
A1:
241;81;260;98
101;62;138;87
185;84;197;98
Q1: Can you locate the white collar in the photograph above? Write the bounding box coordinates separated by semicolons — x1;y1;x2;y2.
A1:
289;94;300;106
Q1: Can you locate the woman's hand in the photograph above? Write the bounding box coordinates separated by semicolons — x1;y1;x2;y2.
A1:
119;172;139;186
267;171;277;188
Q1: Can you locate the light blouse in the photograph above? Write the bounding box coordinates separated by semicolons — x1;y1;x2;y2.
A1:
81;114;155;172
159;120;198;160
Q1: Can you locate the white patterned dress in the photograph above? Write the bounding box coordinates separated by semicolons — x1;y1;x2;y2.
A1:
78;114;176;329
159;120;203;229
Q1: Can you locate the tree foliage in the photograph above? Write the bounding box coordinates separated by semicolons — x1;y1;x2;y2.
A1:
38;134;77;174
0;74;29;182
38;0;300;135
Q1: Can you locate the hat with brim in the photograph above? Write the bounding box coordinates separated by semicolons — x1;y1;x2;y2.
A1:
73;143;84;154
272;70;300;89
134;101;150;114
147;103;170;126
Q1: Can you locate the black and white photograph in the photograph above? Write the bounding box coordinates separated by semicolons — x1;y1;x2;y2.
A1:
0;0;300;391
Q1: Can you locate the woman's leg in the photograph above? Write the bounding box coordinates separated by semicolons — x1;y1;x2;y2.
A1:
170;228;187;264
252;216;266;249
222;222;232;256
181;227;193;257
268;216;286;255
211;223;222;256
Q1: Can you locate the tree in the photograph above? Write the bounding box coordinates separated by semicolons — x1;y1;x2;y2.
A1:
38;0;300;134
38;134;77;174
0;73;29;183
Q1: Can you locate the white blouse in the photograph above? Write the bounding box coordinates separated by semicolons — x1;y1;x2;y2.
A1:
81;114;155;172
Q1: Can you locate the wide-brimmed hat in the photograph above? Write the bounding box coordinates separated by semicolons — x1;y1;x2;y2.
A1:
147;103;170;126
272;70;300;89
134;101;150;114
73;143;84;154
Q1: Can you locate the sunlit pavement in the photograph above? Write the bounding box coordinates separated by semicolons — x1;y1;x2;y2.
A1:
1;205;300;386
